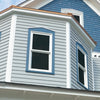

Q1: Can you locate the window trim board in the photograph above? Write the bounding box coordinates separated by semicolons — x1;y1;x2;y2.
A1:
76;42;89;90
26;28;55;74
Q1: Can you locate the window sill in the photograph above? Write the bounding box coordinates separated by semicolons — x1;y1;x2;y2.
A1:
26;69;55;75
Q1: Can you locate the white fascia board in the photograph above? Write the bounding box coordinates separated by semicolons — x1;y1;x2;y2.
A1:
35;0;54;9
5;15;17;82
8;8;71;19
66;22;71;88
0;83;100;98
19;0;35;7
19;0;54;9
83;0;100;16
0;8;95;48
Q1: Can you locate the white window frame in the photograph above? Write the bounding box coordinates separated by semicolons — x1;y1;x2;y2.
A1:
61;9;84;26
77;46;88;88
28;31;53;73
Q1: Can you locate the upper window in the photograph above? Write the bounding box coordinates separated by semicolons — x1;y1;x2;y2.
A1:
61;9;84;26
26;28;55;74
77;43;88;89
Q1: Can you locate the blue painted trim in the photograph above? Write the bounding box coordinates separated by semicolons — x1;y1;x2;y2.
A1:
26;27;55;75
76;42;89;90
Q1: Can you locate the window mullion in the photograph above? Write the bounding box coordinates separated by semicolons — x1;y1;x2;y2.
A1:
31;49;50;54
78;63;86;71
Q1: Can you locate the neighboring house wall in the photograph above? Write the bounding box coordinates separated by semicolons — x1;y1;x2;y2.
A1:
40;0;100;52
0;16;11;81
93;53;100;91
11;14;67;88
70;24;93;90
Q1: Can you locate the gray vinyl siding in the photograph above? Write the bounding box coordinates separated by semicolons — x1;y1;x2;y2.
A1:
0;16;11;81
93;58;100;91
11;14;67;88
70;25;93;90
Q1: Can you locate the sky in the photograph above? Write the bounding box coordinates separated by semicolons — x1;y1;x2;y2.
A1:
0;0;25;11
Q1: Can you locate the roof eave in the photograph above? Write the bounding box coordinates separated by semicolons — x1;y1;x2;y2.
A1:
0;5;96;47
0;82;100;99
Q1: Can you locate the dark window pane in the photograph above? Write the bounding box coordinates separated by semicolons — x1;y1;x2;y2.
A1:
74;15;80;23
79;67;84;85
31;52;49;70
78;50;85;67
33;34;49;51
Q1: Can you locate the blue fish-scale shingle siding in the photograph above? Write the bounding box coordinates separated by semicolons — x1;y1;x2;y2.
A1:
40;0;100;52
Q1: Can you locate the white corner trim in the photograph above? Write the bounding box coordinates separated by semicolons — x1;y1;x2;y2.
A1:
61;8;84;26
83;0;100;16
66;22;71;88
5;15;17;82
91;49;95;91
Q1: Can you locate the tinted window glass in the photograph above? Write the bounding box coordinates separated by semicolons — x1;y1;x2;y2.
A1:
74;15;80;23
31;52;49;70
33;34;49;51
78;50;85;67
79;67;84;84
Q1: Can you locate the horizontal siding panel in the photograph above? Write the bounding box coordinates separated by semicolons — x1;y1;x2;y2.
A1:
0;15;11;81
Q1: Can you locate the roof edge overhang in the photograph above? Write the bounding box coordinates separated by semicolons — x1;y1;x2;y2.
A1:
18;0;54;9
0;5;96;48
0;82;100;99
83;0;100;16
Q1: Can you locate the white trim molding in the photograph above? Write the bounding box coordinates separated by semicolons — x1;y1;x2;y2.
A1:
92;52;100;58
97;0;100;3
19;0;34;7
66;22;71;88
5;15;17;82
83;0;100;16
19;0;54;9
91;49;95;91
61;9;84;26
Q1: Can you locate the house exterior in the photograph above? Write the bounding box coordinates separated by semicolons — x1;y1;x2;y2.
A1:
0;0;100;100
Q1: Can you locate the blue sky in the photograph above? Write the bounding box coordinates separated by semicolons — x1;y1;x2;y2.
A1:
0;0;25;11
